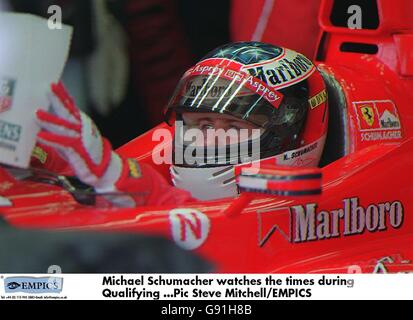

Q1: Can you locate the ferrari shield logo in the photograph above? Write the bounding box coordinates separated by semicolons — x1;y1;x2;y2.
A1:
361;105;374;126
354;100;402;136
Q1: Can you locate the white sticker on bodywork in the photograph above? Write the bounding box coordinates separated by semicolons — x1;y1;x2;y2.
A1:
169;208;210;250
0;195;12;207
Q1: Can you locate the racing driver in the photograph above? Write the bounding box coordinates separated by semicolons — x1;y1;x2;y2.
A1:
32;42;328;206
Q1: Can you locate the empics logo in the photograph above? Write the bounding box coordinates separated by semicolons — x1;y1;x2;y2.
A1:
4;276;63;294
0;78;16;113
6;282;21;290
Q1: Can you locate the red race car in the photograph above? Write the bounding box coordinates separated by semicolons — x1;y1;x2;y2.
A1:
0;0;413;273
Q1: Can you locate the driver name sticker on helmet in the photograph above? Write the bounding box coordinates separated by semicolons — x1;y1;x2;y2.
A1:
169;208;210;250
276;136;326;167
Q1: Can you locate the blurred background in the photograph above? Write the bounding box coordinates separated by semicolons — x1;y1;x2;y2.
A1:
0;0;322;148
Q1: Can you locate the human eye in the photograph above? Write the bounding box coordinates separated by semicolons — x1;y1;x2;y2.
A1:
199;121;214;131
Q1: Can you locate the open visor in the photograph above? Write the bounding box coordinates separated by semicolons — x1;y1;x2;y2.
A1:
165;70;285;130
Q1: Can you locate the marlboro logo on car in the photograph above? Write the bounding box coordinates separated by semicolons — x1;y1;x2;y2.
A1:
258;197;404;247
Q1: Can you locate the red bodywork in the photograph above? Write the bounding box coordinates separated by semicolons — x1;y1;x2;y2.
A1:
1;0;413;273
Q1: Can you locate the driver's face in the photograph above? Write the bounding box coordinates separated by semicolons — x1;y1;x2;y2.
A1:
181;112;261;146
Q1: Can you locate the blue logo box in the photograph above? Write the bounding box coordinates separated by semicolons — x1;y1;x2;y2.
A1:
4;277;63;294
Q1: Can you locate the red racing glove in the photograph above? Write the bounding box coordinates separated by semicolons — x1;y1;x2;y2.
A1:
35;82;193;207
36;82;123;191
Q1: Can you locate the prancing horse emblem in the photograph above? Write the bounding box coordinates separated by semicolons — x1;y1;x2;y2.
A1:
361;105;374;126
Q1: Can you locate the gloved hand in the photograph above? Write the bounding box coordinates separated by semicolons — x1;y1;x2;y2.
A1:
35;82;194;207
36;82;124;195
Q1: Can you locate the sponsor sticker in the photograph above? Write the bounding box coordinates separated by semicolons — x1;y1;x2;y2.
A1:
182;46;315;110
184;60;283;108
31;146;48;164
169;208;210;250
354;100;402;141
360;105;375;127
127;158;141;178
309;90;327;109
242;49;316;90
